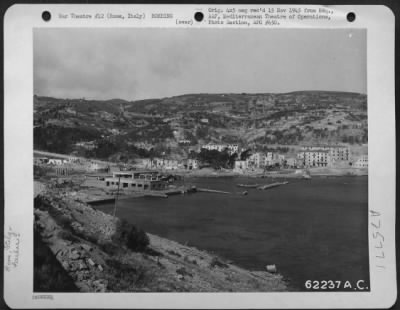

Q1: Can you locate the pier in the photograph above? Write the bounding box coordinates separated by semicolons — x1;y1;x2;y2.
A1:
197;188;231;195
257;181;289;190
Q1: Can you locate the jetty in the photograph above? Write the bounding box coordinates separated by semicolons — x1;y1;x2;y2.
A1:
197;188;231;195
257;181;289;190
236;183;260;188
86;197;116;205
144;192;168;198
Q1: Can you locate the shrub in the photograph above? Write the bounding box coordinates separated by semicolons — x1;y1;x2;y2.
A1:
99;241;120;255
210;257;228;268
112;219;149;252
104;258;147;291
57;230;80;242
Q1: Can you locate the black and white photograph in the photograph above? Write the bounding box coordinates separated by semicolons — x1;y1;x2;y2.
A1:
32;27;371;293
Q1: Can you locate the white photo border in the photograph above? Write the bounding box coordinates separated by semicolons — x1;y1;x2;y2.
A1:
3;4;396;309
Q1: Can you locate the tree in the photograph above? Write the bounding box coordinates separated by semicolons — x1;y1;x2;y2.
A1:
240;149;252;160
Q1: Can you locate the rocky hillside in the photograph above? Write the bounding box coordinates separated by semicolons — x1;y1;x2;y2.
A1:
34;92;367;160
34;182;287;292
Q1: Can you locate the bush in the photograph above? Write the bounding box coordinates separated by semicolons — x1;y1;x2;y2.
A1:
210;257;228;268
112;219;149;252
104;258;147;291
57;230;80;242
99;241;120;255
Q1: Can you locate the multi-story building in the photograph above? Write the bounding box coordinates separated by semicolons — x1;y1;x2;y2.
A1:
301;145;350;163
246;152;266;168
202;144;227;152
227;144;239;154
328;146;351;161
286;158;298;168
182;159;199;170
105;171;166;191
153;158;179;170
246;152;285;168
353;155;368;168
202;143;239;155
300;150;331;167
234;160;248;171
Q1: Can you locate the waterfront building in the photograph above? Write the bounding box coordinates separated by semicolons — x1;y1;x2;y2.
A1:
301;145;350;162
353;155;368;168
182;159;199;170
246;152;267;168
265;152;281;166
104;171;166;191
300;150;331;167
234;160;248;172
286;158;298;168
328;146;351;161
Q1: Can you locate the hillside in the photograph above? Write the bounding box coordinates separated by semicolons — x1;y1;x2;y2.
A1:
34;92;367;161
34;181;287;292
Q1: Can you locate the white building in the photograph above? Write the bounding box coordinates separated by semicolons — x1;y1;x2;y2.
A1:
353;155;368;168
202;143;239;155
286;158;298;168
301;145;350;162
246;152;266;168
227;144;239;154
300;150;331;167
202;144;227;152
234;160;248;172
48;158;66;165
153;158;179;170
182;159;199;170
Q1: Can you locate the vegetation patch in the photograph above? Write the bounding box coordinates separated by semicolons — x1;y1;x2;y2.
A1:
112;219;150;252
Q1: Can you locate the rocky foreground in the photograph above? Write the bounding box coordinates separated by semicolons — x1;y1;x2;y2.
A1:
34;183;287;292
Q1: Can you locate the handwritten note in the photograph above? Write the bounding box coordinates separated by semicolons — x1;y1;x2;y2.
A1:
4;227;20;272
370;210;385;270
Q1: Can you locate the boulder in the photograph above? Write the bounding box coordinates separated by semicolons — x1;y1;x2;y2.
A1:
78;261;88;270
87;258;95;266
92;279;107;292
61;261;70;271
69;250;80;260
81;244;92;252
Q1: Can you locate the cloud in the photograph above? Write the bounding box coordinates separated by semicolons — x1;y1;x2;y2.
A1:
34;28;366;100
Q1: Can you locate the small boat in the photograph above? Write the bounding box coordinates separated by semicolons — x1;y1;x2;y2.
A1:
303;174;312;180
241;191;248;196
237;183;260;188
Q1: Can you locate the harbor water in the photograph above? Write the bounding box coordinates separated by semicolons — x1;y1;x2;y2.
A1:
94;176;369;291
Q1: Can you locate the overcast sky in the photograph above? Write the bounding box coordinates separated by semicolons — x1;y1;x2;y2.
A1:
34;28;366;101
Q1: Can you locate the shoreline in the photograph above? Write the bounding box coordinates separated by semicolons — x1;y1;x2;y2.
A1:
34;183;288;292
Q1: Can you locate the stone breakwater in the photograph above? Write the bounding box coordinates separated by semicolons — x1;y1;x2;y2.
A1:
34;186;287;292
